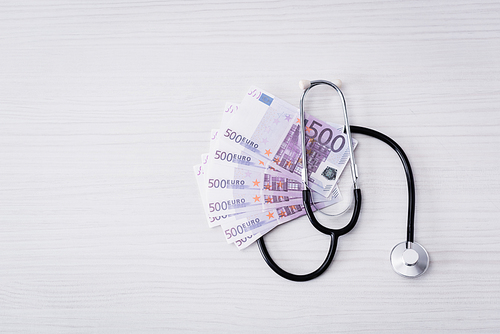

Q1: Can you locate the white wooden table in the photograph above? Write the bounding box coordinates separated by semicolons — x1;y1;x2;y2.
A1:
1;1;499;332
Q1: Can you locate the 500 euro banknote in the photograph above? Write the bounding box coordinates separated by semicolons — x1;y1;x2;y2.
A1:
221;196;339;250
216;87;354;198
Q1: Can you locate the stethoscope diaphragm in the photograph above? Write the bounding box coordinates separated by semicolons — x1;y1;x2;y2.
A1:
390;241;429;278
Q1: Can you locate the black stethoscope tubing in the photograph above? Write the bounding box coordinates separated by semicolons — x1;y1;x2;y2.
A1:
256;125;417;282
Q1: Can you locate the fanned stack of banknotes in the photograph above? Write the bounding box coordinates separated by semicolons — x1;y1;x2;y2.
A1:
194;87;356;249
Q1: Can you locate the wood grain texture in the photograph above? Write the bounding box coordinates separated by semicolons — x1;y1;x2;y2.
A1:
1;0;499;332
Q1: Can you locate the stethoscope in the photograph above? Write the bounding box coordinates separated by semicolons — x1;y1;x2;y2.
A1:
257;79;430;281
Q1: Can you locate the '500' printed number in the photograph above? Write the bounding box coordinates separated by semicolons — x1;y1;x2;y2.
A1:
304;120;345;153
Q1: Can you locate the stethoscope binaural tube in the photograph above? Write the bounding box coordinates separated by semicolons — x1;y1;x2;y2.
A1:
257;79;362;282
299;80;359;191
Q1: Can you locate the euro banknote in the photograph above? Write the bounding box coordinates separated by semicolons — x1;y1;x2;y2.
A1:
205;161;339;204
195;162;302;225
221;195;340;250
215;86;354;198
194;163;252;227
205;189;303;218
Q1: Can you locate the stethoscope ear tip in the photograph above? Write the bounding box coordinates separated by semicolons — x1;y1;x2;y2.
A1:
299;79;343;91
390;241;429;278
299;80;311;90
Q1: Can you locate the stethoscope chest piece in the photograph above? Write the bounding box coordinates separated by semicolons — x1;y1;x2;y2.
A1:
390;242;429;278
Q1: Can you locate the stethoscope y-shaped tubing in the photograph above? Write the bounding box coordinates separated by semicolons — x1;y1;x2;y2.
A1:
257;125;417;281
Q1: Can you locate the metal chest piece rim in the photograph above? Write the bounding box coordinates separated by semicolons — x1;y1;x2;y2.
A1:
390;241;429;278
